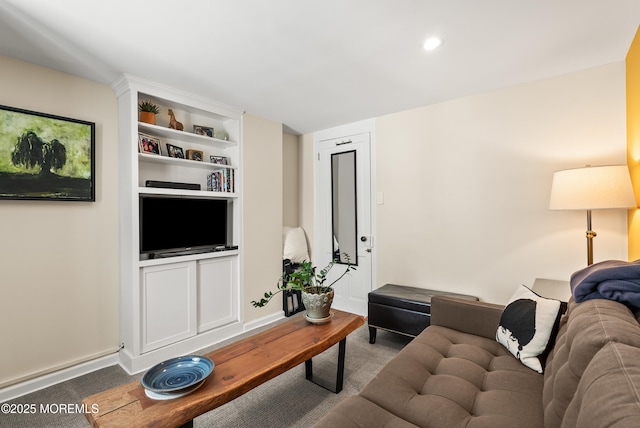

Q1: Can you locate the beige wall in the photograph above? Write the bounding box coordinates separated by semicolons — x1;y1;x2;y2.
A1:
298;63;628;305
375;63;628;304
0;56;119;387
242;113;284;321
0;56;286;388
627;27;640;260
282;132;299;227
298;133;316;258
0;53;628;390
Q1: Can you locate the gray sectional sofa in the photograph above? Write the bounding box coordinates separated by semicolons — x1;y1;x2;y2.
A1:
314;294;640;427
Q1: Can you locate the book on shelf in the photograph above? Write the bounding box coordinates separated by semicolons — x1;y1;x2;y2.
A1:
207;169;235;193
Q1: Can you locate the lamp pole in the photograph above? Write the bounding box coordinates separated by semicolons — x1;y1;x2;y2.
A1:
586;209;595;266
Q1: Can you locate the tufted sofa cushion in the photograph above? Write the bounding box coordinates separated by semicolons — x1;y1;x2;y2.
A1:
542;298;640;427
310;395;419;428
354;325;544;428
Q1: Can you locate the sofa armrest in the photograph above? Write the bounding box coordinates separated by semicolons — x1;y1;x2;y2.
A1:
430;295;504;340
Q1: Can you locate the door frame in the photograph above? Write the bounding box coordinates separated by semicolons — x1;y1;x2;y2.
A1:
313;119;376;313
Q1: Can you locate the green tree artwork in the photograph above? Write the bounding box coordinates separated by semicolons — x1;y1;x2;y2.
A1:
0;106;94;201
11;131;67;176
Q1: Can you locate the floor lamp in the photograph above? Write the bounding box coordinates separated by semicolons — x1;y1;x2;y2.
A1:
549;165;636;266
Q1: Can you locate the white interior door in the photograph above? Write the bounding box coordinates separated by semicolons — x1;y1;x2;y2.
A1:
315;132;372;315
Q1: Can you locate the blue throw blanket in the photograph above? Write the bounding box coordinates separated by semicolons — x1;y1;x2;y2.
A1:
570;259;640;310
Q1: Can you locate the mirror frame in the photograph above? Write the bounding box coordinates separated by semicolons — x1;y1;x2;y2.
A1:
331;150;358;265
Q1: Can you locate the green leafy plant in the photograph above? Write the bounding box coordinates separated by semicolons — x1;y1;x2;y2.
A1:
138;100;160;114
251;254;356;308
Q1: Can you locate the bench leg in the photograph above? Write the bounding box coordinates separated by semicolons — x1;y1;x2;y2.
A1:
305;337;346;393
178;420;193;428
369;326;377;344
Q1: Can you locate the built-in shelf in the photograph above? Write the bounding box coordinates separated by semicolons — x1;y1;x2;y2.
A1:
138;153;237;170
138;122;237;148
138;186;238;198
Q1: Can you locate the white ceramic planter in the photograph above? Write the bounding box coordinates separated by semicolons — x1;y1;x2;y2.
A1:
301;288;334;320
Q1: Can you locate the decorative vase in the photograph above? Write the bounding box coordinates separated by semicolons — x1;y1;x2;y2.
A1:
139;111;156;125
301;288;334;322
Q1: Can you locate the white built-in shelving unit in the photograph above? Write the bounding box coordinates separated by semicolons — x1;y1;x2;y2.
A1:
111;75;243;374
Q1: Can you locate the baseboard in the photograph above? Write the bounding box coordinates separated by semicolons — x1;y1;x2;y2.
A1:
118;321;246;375
118;314;285;375
243;310;285;332
0;353;119;403
1;313;286;403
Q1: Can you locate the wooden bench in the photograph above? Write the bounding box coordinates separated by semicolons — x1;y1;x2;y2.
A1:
82;310;364;428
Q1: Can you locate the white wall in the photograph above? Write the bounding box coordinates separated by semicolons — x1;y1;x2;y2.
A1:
375;63;629;304
0;55;119;387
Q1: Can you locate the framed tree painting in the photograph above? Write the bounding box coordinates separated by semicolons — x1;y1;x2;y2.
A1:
0;105;95;201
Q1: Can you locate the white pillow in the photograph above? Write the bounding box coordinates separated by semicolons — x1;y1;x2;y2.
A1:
283;227;309;264
496;285;564;373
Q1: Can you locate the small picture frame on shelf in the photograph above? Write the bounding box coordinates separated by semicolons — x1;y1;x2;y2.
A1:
138;133;161;155
186;149;203;161
166;143;184;158
210;155;228;165
193;125;213;138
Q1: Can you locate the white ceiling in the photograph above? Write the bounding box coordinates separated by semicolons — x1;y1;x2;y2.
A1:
0;0;639;135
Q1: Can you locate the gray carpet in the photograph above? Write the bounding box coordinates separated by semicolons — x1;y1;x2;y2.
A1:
2;319;409;427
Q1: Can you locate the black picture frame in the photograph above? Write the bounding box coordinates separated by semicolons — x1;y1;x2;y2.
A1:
283;289;305;317
166;143;184;158
0;105;95;201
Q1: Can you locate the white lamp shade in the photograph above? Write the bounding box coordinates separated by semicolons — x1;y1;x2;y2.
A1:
549;165;636;210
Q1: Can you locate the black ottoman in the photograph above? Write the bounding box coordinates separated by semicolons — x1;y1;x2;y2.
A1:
368;284;479;344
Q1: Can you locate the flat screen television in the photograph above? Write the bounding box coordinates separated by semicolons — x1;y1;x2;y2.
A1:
139;195;229;258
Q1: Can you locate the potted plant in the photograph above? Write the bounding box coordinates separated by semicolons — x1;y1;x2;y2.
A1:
138;100;160;125
251;254;355;322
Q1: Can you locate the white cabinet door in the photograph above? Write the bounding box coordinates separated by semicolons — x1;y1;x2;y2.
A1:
140;261;197;353
198;257;238;333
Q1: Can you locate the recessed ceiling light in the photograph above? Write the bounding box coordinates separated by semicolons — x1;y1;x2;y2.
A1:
423;36;443;51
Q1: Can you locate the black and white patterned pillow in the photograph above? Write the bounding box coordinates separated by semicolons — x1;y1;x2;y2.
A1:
496;285;565;373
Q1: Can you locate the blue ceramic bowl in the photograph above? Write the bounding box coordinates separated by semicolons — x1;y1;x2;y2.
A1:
142;355;214;393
